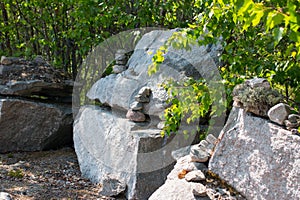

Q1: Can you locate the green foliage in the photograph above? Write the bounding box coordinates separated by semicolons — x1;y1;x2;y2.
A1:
150;0;300;136
160;78;226;136
0;0;201;79
8;169;24;178
195;0;300;100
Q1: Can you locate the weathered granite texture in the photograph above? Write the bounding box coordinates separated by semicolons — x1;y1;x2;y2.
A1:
209;107;300;200
0;98;72;153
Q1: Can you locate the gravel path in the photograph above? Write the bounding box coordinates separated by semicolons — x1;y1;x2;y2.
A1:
0;148;112;200
0;147;243;200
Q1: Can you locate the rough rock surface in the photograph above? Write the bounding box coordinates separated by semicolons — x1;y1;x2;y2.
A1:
268;103;292;125
149;155;244;200
74;106;180;199
75;29;222;199
99;175;127;197
209;107;300;200
87;29;222;116
0;56;72;101
0;98;73;153
0;192;12;200
232;78;282;117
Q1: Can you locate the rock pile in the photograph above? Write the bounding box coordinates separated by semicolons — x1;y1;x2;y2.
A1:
189;134;218;163
268;103;300;132
74;29;222;199
208;79;300;200
152;78;300;199
0;56;73;153
126;86;151;122
232;77;300;133
149;155;244;200
113;49;128;74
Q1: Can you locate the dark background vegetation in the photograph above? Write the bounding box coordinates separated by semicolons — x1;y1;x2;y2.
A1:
1;0;299;134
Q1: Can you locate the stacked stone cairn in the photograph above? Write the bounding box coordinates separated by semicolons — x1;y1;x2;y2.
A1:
114;49;154;123
112;49;128;74
126;86;151;122
189;78;300;166
189;134;218;163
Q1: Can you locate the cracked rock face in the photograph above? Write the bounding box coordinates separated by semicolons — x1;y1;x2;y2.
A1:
209;107;300;200
0;56;73;101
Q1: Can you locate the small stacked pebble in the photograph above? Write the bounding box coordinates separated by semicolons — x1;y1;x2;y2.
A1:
268;103;300;133
189;134;218;163
126;87;151;122
172;154;243;199
112;49;128;74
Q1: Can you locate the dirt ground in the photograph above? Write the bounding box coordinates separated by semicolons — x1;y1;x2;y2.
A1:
0;147;113;200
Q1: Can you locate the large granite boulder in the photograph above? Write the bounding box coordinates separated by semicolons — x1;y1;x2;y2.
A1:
86;29;222;116
209;107;300;200
74;29;223;199
0;55;74;153
74;105;197;199
0;98;73;153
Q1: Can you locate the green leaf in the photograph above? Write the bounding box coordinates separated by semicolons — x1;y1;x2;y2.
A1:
266;11;284;31
251;10;264;27
217;0;225;7
289;31;300;43
213;7;222;21
273;27;284;46
237;0;254;17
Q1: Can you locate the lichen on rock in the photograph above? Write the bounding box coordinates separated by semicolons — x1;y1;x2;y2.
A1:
232;78;283;117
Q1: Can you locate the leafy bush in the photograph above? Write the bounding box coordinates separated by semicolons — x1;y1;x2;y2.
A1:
0;0;201;79
149;0;300;136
